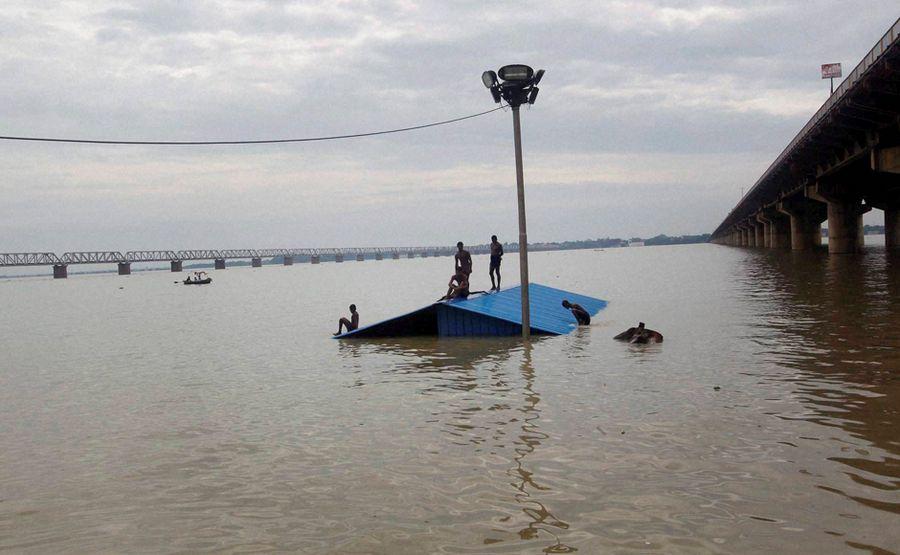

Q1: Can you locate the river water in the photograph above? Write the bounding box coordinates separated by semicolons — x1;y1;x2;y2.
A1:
1;242;898;554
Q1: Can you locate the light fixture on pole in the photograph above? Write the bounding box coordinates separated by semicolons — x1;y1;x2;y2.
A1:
482;64;544;339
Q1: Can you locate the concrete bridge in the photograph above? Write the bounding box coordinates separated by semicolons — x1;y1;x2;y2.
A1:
711;19;900;253
0;246;491;278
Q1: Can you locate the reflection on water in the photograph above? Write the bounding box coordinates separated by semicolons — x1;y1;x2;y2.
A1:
734;247;900;551
2;245;899;553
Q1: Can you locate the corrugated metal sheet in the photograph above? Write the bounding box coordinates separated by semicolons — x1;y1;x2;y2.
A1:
334;283;607;338
447;284;607;335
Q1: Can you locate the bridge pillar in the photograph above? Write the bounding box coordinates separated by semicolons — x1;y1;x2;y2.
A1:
740;227;750;246
778;197;825;250
53;264;67;279
215;258;226;269
407;252;415;258
251;257;262;268
753;221;764;247
356;253;365;261
117;262;131;275
756;214;774;248
809;183;869;254
334;253;344;263
375;252;384;260
170;260;183;272
421;252;428;258
310;255;321;264
885;206;900;250
283;256;294;266
392;252;400;260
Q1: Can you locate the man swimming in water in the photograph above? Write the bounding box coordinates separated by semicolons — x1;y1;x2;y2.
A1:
489;235;503;291
334;304;359;336
562;299;591;325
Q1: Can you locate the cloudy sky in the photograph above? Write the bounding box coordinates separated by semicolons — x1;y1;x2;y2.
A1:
1;1;896;251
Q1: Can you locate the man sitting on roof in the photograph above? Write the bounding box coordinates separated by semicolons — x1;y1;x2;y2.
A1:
334;304;359;336
562;299;591;325
442;271;469;301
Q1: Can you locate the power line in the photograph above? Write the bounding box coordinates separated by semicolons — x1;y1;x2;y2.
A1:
0;106;507;146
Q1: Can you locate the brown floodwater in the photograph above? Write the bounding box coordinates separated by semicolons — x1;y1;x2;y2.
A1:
0;243;897;553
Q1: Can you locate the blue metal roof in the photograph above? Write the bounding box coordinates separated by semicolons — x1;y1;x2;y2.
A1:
446;284;607;335
334;283;607;338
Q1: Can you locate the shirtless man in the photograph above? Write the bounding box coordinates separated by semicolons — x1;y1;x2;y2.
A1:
455;242;472;280
489;235;503;291
443;271;470;301
614;322;663;343
562;300;591;326
334;304;359;336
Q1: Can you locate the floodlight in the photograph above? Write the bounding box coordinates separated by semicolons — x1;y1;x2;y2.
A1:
482;70;498;89
498;64;533;82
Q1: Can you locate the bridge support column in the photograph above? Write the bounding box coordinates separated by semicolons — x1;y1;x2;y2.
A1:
809;183;869;254
756;214;773;248
778;197;825;250
170;260;183;272
392;252;400;260
53;264;67;279
407;252;414;258
375;252;384;260
117;262;131;275
283;256;294;266
215;258;226;269
885;206;900;250
356;253;365;261
741;227;750;246
310;255;320;264
334;253;343;263
251;257;262;268
753;222;764;247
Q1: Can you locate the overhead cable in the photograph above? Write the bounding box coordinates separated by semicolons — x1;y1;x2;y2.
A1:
0;106;507;146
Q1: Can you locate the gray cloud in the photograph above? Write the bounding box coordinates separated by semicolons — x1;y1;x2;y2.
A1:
0;0;896;251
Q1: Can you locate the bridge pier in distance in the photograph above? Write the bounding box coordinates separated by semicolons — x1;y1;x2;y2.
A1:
761;209;790;248
310;255;320;264
778;197;825;250
375;252;384;260
53;264;67;279
170;260;183;272
753;221;764;247
356;253;365;261
283;256;294;266
334;253;344;263
884;204;900;250
407;252;414;259
251;257;262;268
215;258;226;269
392;252;400;260
117;262;131;275
740;227;750;246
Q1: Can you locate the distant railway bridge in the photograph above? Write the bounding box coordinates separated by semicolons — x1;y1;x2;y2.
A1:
711;19;900;253
0;246;484;279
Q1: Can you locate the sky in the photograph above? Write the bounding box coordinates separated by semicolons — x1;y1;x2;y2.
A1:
1;1;897;251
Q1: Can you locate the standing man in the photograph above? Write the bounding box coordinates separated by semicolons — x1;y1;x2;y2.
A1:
489;235;503;291
455;241;472;281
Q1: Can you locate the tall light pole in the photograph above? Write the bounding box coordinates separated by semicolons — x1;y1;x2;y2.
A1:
482;65;544;339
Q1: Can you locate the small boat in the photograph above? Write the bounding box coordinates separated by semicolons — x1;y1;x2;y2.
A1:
183;271;211;285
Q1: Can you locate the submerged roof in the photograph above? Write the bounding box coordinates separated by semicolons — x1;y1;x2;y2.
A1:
335;283;607;338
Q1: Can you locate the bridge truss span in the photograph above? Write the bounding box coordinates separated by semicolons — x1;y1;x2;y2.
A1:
0;252;62;266
60;252;126;264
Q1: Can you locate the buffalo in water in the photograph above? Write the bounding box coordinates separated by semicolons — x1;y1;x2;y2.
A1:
614;322;663;344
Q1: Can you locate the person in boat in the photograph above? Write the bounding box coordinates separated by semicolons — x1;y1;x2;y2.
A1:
455;241;472;281
442;271;469;301
614;322;663;343
184;274;193;284
334;304;359;336
562;299;591;325
489;235;503;291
